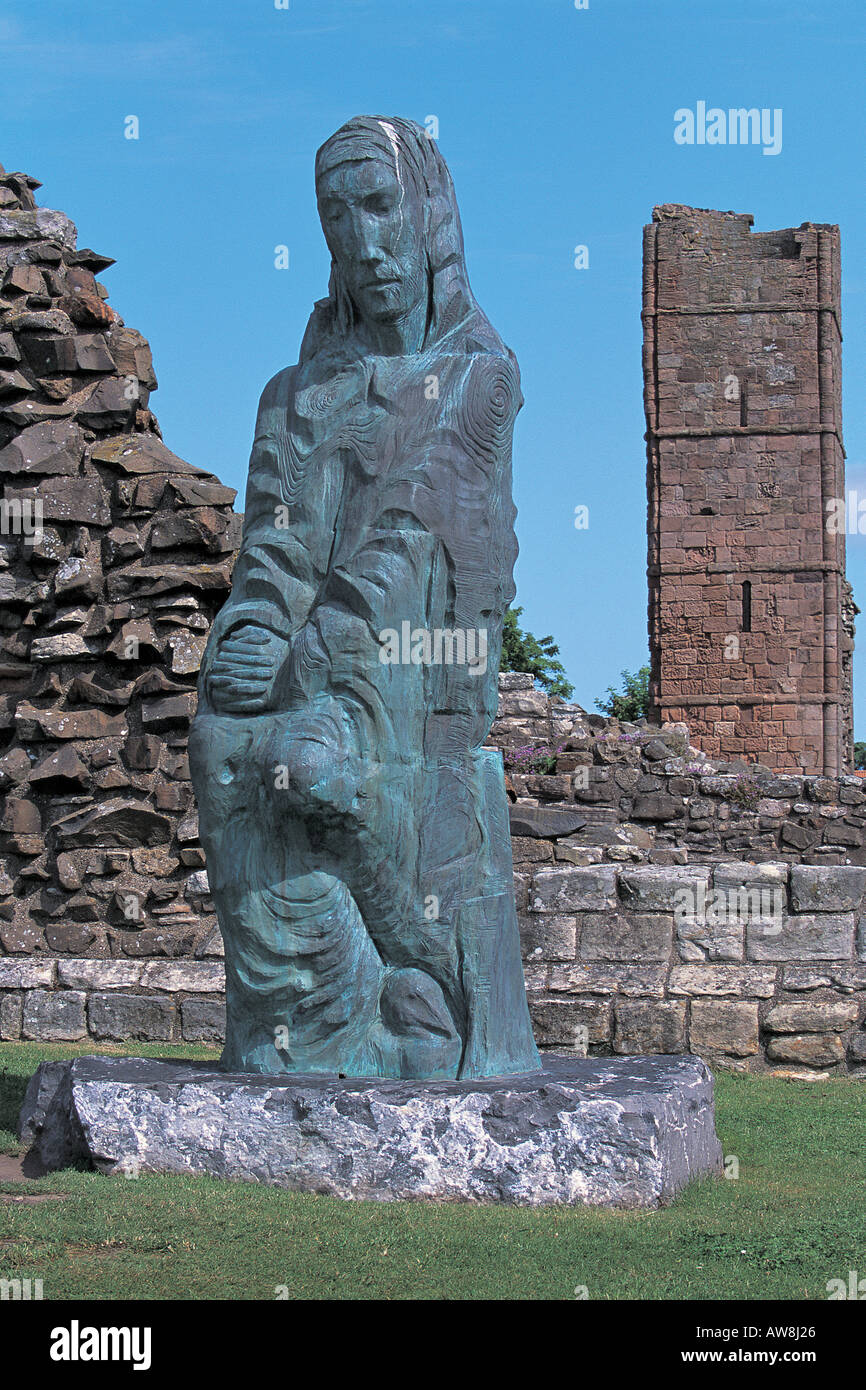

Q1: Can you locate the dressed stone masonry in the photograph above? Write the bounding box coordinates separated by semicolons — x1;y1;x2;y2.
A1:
494;674;866;1073
643;205;855;775
0;157;240;979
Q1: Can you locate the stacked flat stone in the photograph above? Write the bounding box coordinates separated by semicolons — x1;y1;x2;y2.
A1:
0;158;239;1026
490;673;866;866
5;669;866;1068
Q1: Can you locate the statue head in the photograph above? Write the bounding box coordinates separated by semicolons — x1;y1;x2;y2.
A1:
304;116;504;361
316;121;428;334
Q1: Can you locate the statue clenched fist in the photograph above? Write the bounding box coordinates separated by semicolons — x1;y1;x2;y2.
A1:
208;624;290;714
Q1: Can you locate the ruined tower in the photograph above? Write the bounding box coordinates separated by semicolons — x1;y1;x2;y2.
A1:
643;204;854;775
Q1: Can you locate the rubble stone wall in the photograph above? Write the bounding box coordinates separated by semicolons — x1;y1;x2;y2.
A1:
491;677;866;868
0;161;238;972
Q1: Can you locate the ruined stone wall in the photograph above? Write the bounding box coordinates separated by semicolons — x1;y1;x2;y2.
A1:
494;675;866;1073
490;676;866;866
0;160;238;986
5;673;866;1072
644;204;852;775
2;168;864;1074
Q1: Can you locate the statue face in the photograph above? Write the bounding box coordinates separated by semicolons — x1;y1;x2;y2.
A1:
317;158;427;329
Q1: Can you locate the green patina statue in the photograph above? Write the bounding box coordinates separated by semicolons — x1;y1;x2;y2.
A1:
189;116;540;1080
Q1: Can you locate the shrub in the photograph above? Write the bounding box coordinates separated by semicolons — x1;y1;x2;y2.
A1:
594;666;650;721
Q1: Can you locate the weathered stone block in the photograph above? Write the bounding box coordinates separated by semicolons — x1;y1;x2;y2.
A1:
689;1000;759;1056
613;1001;687;1054
124;735;161;770
766;1034;845;1067
0;207;77;246
676;908;744;963
0;992;23;1039
20;1054;724;1208
781;822;818;850
763;1000;859;1033
712;862;789;891
181;999;226;1043
518;913;577;962
5;475;110;526
57;959;142;990
783;964;866;993
790;866;866;913
530;865;617;913
55;798;171;847
140;694;197;730
528;998;610;1050
757;776;804;799
88;992;175;1041
746;913;855;962
579;911;672;963
668;965;777;997
0;959;55;988
17;1059;73;1145
0;797;40;834
497;690;548;717
548;963;667;997
618;866;710;911
22;989;86;1040
15;704;127;741
631;793;685;822
138;961;225;993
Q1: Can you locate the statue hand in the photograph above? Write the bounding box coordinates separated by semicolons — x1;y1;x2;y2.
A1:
208;624;290;714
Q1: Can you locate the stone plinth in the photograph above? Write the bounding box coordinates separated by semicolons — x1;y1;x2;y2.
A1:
19;1053;722;1207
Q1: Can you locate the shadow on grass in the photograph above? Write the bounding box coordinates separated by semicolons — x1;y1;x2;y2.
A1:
0;1067;28;1139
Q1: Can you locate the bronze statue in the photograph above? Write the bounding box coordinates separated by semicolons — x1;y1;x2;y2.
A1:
189;117;539;1080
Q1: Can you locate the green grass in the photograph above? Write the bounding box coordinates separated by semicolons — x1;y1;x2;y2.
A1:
1;1041;864;1300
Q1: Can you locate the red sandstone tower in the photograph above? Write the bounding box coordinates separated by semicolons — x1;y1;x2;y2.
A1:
643;205;855;775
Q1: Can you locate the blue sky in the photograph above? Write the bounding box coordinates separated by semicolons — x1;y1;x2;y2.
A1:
2;0;864;730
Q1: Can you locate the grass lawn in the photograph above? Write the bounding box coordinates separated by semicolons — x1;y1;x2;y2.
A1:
1;1041;864;1300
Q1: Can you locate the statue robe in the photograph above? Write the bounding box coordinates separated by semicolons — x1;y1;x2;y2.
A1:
190;328;540;1079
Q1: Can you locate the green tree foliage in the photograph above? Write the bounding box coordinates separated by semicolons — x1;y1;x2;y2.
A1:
499;607;574;699
594;665;651;721
854;741;866;771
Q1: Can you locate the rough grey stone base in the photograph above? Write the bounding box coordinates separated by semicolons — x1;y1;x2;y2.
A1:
19;1053;723;1207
